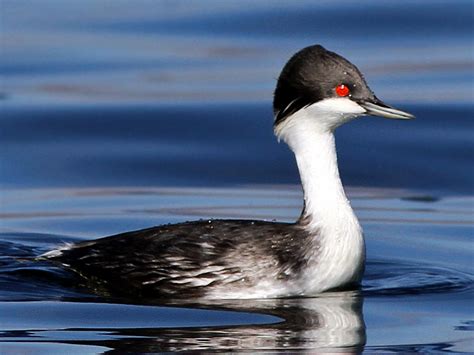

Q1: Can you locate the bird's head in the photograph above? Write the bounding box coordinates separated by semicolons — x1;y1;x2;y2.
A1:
273;45;414;138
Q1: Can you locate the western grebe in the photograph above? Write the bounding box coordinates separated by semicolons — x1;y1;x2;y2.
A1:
41;45;414;299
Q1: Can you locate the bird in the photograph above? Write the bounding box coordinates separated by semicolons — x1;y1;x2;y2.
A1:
40;45;414;300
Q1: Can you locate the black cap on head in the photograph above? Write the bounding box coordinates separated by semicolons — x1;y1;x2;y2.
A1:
273;45;414;125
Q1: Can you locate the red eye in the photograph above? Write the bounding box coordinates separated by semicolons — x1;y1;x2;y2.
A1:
335;84;350;97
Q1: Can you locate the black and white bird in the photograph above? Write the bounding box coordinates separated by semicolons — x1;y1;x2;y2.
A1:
41;45;414;299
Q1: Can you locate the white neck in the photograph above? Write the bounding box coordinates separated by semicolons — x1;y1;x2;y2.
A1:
274;99;365;293
275;99;363;233
296;131;349;226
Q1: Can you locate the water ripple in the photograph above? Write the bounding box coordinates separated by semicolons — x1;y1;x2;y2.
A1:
364;260;473;296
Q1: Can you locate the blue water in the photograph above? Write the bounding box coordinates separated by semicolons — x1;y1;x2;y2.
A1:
1;1;473;353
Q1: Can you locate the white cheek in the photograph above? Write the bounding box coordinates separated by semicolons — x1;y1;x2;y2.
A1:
274;97;366;140
307;97;366;116
302;98;365;130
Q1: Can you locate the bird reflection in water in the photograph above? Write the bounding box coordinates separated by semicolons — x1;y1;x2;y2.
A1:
94;291;365;353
